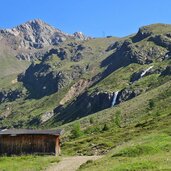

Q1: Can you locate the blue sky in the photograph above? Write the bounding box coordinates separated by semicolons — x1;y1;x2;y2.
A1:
1;0;171;37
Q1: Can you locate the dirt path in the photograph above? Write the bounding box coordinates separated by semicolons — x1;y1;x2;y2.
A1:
46;156;102;171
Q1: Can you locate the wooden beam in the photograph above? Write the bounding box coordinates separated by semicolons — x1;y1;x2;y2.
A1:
55;136;61;156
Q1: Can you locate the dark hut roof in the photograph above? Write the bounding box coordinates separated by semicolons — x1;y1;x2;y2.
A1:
0;129;62;136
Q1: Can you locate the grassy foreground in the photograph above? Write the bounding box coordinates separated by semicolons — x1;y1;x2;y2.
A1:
0;155;60;171
78;132;171;171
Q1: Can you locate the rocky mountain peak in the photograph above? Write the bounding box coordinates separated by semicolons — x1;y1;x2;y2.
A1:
15;19;58;33
73;31;90;40
3;19;69;49
0;19;89;50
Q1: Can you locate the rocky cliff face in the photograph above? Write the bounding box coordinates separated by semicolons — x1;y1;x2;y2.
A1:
53;91;114;123
101;24;171;81
53;86;145;124
18;63;71;98
18;55;89;98
59;79;91;105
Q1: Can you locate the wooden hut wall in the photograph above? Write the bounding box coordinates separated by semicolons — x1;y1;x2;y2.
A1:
0;134;59;155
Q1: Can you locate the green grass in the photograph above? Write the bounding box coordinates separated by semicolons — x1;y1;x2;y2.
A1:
89;58;170;93
0;155;60;171
112;134;171;157
89;63;146;93
139;23;171;35
0;54;29;79
78;132;171;171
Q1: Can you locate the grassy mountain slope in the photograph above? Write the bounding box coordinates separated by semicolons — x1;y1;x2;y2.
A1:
61;77;171;152
61;78;171;170
0;38;29;79
0;56;28;79
0;37;119;128
1;23;171;129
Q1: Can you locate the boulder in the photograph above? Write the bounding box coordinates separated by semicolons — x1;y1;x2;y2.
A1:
118;88;142;103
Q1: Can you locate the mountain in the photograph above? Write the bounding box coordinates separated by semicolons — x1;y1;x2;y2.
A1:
0;21;171;127
0;19;90;84
0;20;171;169
0;19;89;50
0;19;90;79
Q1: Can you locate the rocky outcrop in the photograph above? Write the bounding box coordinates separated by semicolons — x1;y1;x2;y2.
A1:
149;35;171;50
19;64;70;98
54;91;114;123
130;71;142;83
60;79;90;105
130;67;163;82
164;51;171;60
117;88;142;103
53;85;146;124
42;48;69;61
18;61;89;98
71;52;83;62
161;66;171;76
16;52;33;61
106;41;123;51
0;90;23;103
104;25;169;79
76;44;86;51
0;106;12;120
73;32;90;41
132;26;152;42
40;111;54;123
102;40;153;78
87;91;114;111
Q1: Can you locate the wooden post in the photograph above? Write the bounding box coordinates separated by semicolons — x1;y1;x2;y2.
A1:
55;136;61;156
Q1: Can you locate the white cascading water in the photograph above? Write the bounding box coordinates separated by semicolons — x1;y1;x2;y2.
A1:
140;66;153;77
111;91;119;107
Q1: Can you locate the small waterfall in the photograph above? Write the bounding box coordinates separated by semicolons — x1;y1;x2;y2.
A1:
111;91;119;107
140;66;153;77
